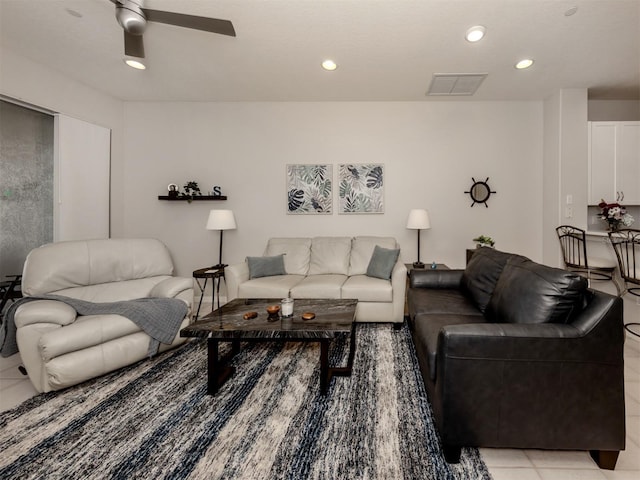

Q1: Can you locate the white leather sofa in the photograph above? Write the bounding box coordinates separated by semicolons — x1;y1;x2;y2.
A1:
15;238;193;393
225;236;406;324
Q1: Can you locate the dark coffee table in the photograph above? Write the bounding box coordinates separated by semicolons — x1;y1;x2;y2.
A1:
180;298;358;395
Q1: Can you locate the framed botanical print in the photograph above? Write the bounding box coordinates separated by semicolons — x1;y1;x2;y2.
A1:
286;164;333;214
338;164;384;214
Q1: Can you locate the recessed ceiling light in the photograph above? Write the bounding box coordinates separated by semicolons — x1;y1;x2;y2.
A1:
515;59;534;69
465;26;486;42
65;8;83;18
321;59;338;71
124;58;146;70
565;6;578;16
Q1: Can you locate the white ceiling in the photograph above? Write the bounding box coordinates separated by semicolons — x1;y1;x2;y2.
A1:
1;0;639;102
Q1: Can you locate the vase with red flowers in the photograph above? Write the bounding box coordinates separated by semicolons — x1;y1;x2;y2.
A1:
598;199;634;231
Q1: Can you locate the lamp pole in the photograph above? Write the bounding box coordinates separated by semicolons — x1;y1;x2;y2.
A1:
414;229;425;268
215;230;225;269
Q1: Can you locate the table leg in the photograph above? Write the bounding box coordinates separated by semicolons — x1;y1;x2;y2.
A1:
320;339;329;394
215;273;224;310
212;276;217;311
207;338;236;395
323;325;357;395
207;338;219;395
194;277;209;321
346;322;357;369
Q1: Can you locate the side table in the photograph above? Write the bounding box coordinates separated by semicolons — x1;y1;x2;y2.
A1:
405;263;450;278
192;266;226;320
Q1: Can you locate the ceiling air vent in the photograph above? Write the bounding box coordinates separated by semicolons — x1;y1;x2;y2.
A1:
426;73;488;96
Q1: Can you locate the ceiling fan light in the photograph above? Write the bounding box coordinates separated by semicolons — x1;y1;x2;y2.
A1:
116;3;147;35
465;25;486;42
124;58;146;70
515;58;534;69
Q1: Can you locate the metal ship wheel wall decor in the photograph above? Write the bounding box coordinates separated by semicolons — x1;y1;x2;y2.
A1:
465;177;496;207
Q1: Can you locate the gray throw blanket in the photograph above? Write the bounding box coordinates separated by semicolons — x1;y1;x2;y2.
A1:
0;294;188;358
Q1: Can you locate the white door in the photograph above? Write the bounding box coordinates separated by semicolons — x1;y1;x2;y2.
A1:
54;115;111;241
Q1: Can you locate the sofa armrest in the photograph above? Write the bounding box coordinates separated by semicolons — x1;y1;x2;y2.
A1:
389;261;407;323
439;292;623;364
225;262;249;301
150;277;192;299
14;300;77;327
410;269;463;289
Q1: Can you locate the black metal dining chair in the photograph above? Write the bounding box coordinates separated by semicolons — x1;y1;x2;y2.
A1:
0;274;27;374
556;225;620;294
608;229;640;338
0;274;22;317
608;229;640;298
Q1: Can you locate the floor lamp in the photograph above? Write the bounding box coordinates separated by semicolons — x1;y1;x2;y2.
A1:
206;209;237;269
406;209;431;268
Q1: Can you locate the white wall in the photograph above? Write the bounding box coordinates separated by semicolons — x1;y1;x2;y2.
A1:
121;101;543;276
542;91;561;266
559;90;589;231
0;48;545;277
0;47;124;234
588;100;640;121
542;89;589;267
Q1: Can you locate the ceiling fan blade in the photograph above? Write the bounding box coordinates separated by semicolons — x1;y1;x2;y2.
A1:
124;31;145;58
142;9;236;37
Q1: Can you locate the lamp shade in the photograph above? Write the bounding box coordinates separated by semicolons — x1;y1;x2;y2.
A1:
406;209;431;230
206;210;237;231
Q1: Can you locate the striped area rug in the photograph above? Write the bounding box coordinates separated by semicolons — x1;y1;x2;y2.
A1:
0;324;491;480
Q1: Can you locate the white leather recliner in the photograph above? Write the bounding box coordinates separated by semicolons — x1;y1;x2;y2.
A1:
15;238;193;393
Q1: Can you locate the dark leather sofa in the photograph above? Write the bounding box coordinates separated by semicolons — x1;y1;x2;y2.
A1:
406;247;625;470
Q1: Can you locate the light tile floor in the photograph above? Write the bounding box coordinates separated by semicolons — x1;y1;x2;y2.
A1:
1;283;639;479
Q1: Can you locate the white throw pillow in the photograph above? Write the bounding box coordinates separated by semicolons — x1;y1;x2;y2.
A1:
264;238;312;275
308;237;352;275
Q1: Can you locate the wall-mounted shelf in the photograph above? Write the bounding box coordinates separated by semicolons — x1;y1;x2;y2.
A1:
158;195;228;201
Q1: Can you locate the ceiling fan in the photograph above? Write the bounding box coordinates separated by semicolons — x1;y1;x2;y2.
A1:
111;0;235;60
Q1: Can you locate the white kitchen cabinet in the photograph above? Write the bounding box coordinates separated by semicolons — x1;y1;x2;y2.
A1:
617;122;640;204
588;121;640;205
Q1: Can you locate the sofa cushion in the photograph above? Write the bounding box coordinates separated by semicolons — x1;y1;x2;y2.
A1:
22;238;175;296
54;277;173;302
413;313;487;381
39;314;143;361
264;238;311;275
486;257;588;324
150;277;194;299
308;237;352;275
290;275;347;299
348;236;397;275
247;255;287;279
461;247;523;312
342;275;393;302
366;245;400;280
238;274;305;299
407;288;482;319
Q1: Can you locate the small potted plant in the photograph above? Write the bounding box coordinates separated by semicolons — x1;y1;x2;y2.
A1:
473;235;495;248
180;181;202;203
